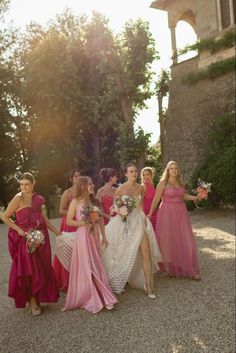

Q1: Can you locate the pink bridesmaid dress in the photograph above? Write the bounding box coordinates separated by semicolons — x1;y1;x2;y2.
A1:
62;204;117;313
156;187;200;278
53;192;77;291
143;182;158;230
8;194;59;308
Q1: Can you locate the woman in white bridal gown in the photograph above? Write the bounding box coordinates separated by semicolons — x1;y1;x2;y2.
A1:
101;163;160;298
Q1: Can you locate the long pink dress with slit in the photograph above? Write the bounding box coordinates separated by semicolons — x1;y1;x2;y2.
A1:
143;182;158;230
53;191;77;291
62;204;117;313
155;187;200;278
8;193;59;308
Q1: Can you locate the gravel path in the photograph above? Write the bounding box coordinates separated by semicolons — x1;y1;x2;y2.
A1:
0;209;235;353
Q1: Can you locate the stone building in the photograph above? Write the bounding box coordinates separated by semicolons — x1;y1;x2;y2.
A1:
151;0;235;181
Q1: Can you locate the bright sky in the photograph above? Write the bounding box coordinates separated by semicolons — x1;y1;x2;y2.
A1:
6;0;197;144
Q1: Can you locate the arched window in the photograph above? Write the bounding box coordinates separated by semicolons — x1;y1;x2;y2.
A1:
218;0;235;29
220;0;231;28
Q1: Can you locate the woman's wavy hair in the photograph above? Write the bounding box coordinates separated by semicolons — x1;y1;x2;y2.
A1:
75;176;100;207
160;161;184;187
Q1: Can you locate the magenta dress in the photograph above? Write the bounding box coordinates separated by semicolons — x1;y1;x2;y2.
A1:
143;182;158;230
8;194;59;308
156;187;200;277
53;192;77;292
62;204;117;313
101;194;114;225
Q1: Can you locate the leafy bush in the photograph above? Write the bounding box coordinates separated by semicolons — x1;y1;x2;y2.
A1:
191;112;235;208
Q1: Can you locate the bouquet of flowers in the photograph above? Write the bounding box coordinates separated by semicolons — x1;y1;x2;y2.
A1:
193;179;212;207
113;195;136;223
25;229;45;253
81;205;102;234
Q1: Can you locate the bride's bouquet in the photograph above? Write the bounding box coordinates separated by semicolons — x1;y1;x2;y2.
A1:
81;205;102;234
26;229;45;253
113;195;136;223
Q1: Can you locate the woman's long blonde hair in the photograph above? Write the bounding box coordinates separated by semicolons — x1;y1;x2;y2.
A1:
160;161;184;186
75;176;100;207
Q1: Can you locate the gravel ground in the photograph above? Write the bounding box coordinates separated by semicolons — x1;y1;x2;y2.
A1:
0;209;235;353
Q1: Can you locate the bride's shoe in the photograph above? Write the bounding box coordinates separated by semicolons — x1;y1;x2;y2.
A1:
144;284;156;299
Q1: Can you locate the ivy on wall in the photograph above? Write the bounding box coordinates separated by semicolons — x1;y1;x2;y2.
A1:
178;29;235;56
182;56;235;84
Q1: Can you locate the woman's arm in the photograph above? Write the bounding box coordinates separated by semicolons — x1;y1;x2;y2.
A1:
96;188;103;203
98;218;108;248
96;189;110;220
148;181;165;217
1;196;25;236
184;193;199;202
59;190;69;216
42;212;61;236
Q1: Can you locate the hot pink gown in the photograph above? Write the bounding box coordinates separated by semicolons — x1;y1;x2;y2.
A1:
8;193;59;308
62;204;117;313
53;191;77;292
143;182;158;230
156;187;200;277
101;194;114;225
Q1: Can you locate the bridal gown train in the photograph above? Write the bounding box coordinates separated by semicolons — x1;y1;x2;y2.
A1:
101;195;161;294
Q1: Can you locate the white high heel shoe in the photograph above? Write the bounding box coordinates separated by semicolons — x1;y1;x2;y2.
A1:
144;284;156;299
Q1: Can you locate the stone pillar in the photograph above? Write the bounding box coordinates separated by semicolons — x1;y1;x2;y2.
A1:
229;0;235;25
216;0;223;31
170;26;178;64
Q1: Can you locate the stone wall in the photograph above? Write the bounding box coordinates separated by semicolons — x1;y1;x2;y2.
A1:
164;55;235;183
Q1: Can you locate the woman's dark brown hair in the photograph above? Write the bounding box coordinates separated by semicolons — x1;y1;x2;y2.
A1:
20;172;35;183
65;168;81;188
100;168;118;184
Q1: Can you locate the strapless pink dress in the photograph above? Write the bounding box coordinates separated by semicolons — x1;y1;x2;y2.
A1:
53;193;77;292
8;194;59;308
155;188;200;277
143;182;158;230
62;204;117;313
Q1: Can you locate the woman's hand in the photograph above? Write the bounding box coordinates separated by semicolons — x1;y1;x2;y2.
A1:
102;237;108;248
18;228;26;237
55;230;62;236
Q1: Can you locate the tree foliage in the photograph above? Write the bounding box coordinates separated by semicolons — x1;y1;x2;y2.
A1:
0;9;158;201
191;112;235;207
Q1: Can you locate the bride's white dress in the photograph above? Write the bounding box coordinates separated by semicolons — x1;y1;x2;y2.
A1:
101;195;161;294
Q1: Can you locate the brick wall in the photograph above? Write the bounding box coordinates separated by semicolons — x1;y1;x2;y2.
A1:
164;56;235;183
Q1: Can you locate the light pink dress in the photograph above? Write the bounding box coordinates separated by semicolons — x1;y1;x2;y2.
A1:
62;204;117;313
156;187;200;278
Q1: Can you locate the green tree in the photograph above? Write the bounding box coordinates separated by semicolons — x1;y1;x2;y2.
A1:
191;112;235;207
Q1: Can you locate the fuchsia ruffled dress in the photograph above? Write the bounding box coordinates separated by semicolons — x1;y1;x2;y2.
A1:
8;193;59;308
155;187;200;278
53;191;77;291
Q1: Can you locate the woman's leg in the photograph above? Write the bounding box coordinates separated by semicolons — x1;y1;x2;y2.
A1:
140;234;153;294
28;296;42;315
